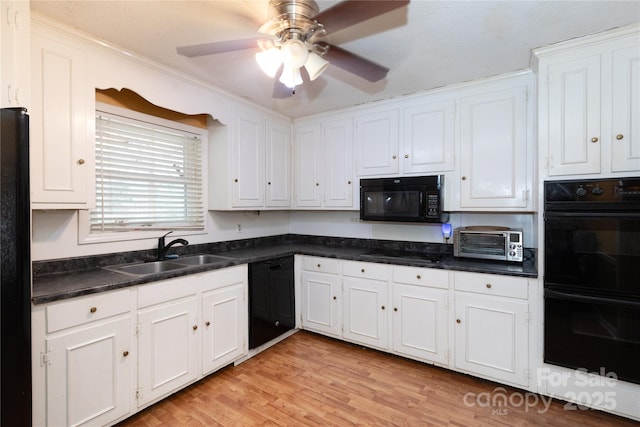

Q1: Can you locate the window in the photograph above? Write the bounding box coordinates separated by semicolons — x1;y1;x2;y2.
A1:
90;106;205;234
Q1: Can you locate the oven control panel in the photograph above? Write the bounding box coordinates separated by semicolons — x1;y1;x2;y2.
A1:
545;177;640;210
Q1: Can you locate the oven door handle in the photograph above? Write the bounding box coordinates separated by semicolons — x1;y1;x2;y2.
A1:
545;289;640;308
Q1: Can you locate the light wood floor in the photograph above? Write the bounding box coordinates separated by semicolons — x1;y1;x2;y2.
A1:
117;331;637;426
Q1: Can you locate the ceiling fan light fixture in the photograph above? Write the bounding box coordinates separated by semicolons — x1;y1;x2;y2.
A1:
280;38;308;69
255;47;283;78
304;51;329;81
279;64;303;89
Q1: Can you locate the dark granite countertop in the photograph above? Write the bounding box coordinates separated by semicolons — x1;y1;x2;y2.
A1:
32;234;537;304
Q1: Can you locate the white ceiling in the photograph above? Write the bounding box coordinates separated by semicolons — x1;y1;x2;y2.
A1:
31;0;640;119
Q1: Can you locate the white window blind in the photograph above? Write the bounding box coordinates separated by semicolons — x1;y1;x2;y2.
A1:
92;111;204;232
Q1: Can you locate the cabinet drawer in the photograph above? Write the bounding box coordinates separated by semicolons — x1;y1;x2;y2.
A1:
393;266;449;289
342;260;389;280
454;272;528;299
302;256;340;274
46;289;131;333
199;265;247;293
138;276;197;308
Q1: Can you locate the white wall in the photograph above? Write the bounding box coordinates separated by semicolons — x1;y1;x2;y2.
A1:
31;210;290;261
32;208;535;261
289;211;536;246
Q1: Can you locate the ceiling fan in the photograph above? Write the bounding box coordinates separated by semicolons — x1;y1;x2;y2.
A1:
176;0;410;96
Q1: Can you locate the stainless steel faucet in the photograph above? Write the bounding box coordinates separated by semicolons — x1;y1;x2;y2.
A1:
157;231;189;260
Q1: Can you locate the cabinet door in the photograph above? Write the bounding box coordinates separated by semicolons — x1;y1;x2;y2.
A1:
323;118;354;207
31;32;91;207
137;298;199;407
301;271;341;337
356;109;400;176
392;284;448;365
231;107;265;207
46;317;131;427
547;55;602;176
202;283;247;376
1;0;30;108
459;84;530;208
611;46;640;173
402;100;455;173
293;123;323;207
454;292;529;386
342;277;389;350
266;118;292;207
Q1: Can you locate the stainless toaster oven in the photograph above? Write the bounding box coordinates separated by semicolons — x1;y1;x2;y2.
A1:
453;226;523;262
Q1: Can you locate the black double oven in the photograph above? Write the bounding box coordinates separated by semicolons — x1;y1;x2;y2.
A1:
544;177;640;385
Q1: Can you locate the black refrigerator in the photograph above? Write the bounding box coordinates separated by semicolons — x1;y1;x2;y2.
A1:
0;107;31;425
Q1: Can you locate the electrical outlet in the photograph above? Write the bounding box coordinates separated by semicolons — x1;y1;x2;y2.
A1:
237;224;242;233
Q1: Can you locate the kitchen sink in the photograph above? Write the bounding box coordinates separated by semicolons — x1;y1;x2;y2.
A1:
173;254;233;266
105;260;188;276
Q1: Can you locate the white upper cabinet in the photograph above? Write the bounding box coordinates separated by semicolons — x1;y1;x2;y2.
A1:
355;108;400;176
455;77;533;210
31;27;93;209
355;95;455;177
293;122;323;207
1;0;30;108
210;105;292;210
535;25;640;178
231;106;266;208
442;72;534;211
402;99;456;174
293;115;354;209
266;116;292;207
546;55;601;176
322;118;354;207
611;45;640;173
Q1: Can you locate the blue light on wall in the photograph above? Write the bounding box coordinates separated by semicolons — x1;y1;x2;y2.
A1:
441;223;452;239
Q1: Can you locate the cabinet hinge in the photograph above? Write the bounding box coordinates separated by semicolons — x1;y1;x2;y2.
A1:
523;369;532;384
39;351;52;367
524;312;533;324
135;387;143;401
135;322;143;336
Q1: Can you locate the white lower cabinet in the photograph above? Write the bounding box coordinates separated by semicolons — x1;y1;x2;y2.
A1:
300;256;342;337
201;267;247;376
136;277;200;408
342;261;390;350
342;276;389;350
301;257;452;365
299;256;533;388
453;271;530;387
32;265;248;426
45;317;132;426
33;289;133;427
391;266;450;365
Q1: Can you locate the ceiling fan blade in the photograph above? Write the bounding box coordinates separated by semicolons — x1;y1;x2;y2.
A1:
313;0;410;34
321;43;389;82
176;37;261;57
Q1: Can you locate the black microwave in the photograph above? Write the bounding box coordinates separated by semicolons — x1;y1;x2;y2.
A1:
360;175;443;223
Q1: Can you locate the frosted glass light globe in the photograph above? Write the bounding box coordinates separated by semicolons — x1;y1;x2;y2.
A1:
280;39;308;69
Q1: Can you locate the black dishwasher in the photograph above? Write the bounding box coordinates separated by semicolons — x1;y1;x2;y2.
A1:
249;255;295;349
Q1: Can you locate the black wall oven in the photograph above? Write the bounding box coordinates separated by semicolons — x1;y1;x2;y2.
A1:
544;177;640;384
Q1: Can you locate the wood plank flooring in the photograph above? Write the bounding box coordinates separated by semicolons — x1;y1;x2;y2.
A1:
116;331;637;426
